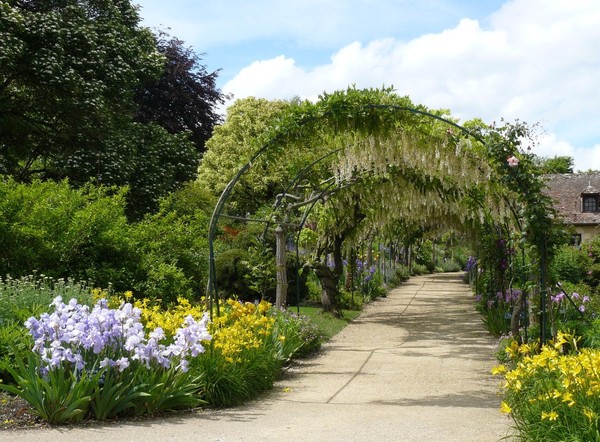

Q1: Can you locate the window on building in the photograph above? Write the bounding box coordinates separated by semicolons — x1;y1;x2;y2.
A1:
571;234;582;246
583;195;599;213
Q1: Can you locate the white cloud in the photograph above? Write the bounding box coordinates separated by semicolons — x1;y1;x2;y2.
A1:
223;0;600;170
534;134;600;172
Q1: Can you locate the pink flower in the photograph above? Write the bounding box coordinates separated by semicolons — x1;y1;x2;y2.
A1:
507;156;519;167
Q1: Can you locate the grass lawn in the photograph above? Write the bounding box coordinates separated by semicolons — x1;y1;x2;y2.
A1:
296;306;361;341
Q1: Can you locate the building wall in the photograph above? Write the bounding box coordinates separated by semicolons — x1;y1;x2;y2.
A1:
576;225;599;243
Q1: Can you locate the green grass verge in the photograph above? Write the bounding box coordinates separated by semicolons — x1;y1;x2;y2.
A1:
296;307;361;341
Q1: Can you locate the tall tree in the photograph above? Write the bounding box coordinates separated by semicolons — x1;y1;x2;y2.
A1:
197;97;294;214
135;33;225;153
1;1;223;218
537;155;574;174
0;0;163;179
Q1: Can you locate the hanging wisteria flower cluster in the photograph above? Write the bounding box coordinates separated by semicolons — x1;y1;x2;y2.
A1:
24;296;211;375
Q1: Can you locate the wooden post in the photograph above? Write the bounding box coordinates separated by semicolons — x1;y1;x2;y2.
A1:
275;225;287;308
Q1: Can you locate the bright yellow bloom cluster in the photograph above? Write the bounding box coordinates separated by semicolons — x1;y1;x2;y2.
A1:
210;299;275;363
99;291;277;365
134;297;204;338
103;291;205;338
493;331;600;428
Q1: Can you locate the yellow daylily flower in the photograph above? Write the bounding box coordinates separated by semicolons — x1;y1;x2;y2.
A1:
500;401;512;414
541;411;559;421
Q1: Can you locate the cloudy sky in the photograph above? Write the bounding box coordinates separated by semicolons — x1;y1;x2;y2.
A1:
134;0;600;171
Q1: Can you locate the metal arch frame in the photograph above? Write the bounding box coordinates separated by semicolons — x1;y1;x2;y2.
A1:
206;103;548;342
207;105;480;313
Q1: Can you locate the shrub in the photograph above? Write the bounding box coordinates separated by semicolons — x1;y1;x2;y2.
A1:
214;249;253;299
0;179;137;290
440;260;462;272
410;263;429;276
550;244;591;285
389;265;410;286
414;240;435;273
131;206;209;303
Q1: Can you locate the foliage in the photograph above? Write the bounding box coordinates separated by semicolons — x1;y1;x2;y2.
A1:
0;178;212;300
1;1;219;219
410;263;430;276
0;179;137;290
64;122;199;219
0;0;163;181
197;97;294;214
214;248;253;299
389;265;411;286
550;244;592;285
0;296;210;423
134;32;225;153
439;260;462;272
414;240;436;273
536;156;575;174
494;332;600;441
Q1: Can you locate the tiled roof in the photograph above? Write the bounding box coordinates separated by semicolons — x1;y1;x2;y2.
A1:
544;173;600;225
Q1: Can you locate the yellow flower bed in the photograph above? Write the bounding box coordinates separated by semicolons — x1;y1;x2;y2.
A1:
493;331;600;440
210;299;275;363
103;291;276;364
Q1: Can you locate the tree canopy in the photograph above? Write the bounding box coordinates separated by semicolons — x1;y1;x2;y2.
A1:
134;33;225;154
536;155;575;174
201;87;564;316
1;0;225;218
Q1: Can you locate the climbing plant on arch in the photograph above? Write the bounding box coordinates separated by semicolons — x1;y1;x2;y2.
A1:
204;87;564;340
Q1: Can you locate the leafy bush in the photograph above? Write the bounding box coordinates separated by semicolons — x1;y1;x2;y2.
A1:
214;248;253;299
0;179;212;304
131;204;210;303
410;263;429;276
414;240;435;273
440;260;462;272
389;265;410;286
550;244;591;284
304;272;322;303
0;179;137;290
361;270;387;300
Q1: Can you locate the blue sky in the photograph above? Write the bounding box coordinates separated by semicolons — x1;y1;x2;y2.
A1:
134;0;600;171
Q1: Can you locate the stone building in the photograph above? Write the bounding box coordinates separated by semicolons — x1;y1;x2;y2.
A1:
544;173;600;244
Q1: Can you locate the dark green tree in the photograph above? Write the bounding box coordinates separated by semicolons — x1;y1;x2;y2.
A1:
134;32;225;153
0;0;163;179
537;155;574;174
1;1;222;218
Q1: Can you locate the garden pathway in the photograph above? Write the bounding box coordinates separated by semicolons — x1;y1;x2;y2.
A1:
4;273;513;441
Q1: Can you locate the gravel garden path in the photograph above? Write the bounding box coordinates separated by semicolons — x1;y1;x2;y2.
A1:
3;273;513;441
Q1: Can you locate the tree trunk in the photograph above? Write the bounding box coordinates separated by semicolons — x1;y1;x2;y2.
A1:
345;247;355;292
275;225;287;308
312;262;341;316
510;290;524;345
